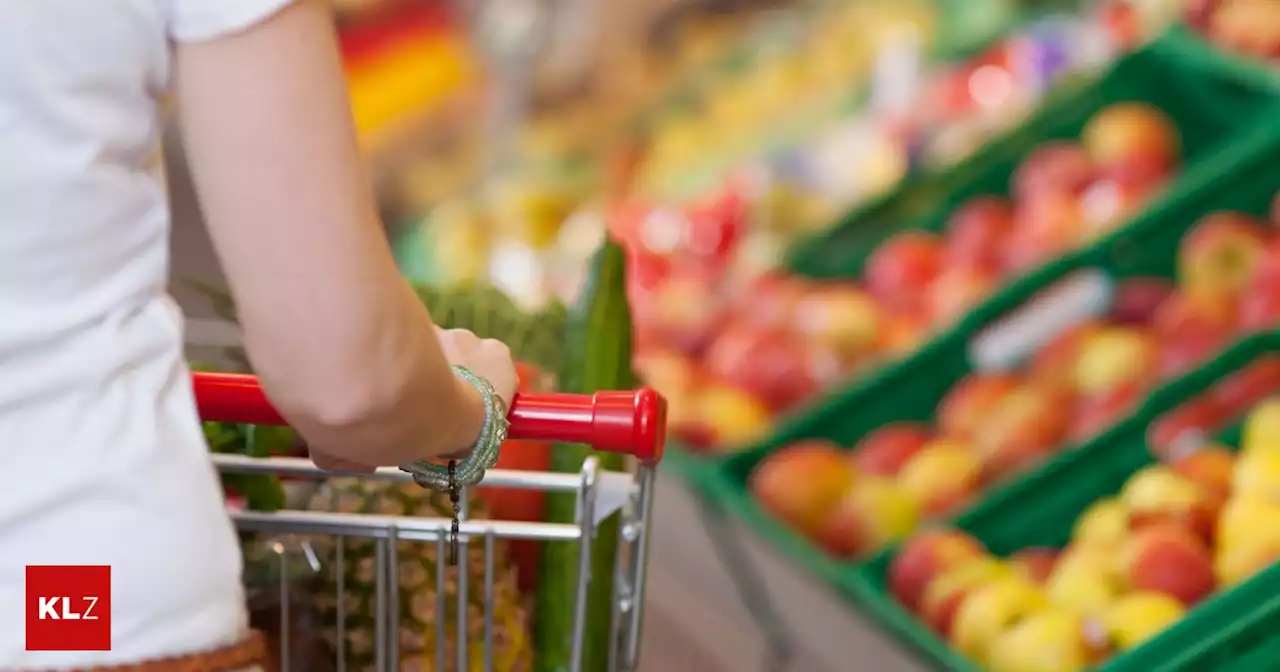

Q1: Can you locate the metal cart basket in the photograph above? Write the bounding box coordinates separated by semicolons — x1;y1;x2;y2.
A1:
192;372;667;672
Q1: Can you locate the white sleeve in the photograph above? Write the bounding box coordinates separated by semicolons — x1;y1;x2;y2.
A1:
164;0;298;42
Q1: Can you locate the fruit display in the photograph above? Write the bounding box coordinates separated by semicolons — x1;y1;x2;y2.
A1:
742;181;1280;560
879;377;1280;672
1184;0;1280;62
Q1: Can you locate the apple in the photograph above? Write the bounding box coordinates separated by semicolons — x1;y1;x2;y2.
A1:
852;422;932;476
647;275;726;354
1102;591;1186;652
1011;141;1096;201
1045;545;1121;616
1069;383;1144;444
878;310;930;356
1209;0;1280;60
1110;277;1175;326
987;610;1100;672
864;231;946;314
1178;212;1273;304
1003;193;1087;274
1119;524;1217;606
1154;292;1237;379
1027;323;1103;394
1170;446;1235;503
1243;397;1280;455
815;477;922;559
1216;499;1280;587
793;284;885;359
889;529;988;611
926;265;1000;328
1071;498;1130;551
944;196;1017;270
897;440;983;516
749;441;856;537
1082;102;1181;173
733;272;809;331
921;557;1011;637
1147;396;1228;462
704;326;817;412
1211;356;1280;415
1238;283;1280;332
951;576;1050;664
937;372;1022;443
1009;548;1059;584
973;385;1072;481
1185;0;1223;30
689;384;775;450
1073;326;1160;397
1079;161;1169;239
1232;449;1280;504
1120;465;1219;542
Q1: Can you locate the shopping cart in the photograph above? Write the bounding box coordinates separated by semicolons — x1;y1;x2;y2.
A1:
192;371;667;672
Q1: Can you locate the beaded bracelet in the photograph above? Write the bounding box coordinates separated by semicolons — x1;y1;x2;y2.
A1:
401;365;508;490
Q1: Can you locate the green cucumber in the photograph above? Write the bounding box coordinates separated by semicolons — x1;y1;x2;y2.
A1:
534;238;634;672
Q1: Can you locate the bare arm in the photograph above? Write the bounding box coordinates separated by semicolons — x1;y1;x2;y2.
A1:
173;0;483;464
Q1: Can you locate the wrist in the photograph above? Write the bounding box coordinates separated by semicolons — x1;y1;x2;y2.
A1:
440;373;487;458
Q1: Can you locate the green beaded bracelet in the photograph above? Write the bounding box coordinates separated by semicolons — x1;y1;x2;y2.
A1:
401;365;509;489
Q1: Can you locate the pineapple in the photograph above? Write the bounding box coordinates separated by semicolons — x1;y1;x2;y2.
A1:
307;478;533;672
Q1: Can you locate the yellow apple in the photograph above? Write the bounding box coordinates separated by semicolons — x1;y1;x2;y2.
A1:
951;577;1050;665
1243;397;1280;455
1102;591;1185;651
1232;450;1280;503
987;610;1096;672
1044;546;1120;616
1071;498;1130;550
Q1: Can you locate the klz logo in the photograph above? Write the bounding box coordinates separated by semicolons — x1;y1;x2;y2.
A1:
26;565;111;651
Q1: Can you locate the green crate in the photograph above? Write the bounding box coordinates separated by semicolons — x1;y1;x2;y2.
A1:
1158;23;1280;99
704;110;1280;613
856;331;1280;672
784;31;1277;280
930;0;1081;60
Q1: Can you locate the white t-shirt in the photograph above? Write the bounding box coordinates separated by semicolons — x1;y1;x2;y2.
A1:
0;0;294;666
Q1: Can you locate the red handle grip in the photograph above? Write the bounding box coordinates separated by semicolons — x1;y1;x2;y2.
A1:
191;372;666;463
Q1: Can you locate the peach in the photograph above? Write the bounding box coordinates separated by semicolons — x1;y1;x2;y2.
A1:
889;529;987;611
1119;524;1217;606
1101;591;1185;652
921;557;1012;637
814;477;922;559
749;441;855;536
793;284;885;359
1082;102;1181;172
852;422;932;476
897;441;983;516
987;610;1098;672
1177;212;1273;304
937;373;1021;443
945;196;1017;270
951;576;1050;664
1072;498;1131;551
1073;326;1160;397
865;231;946;314
1011;141;1096;200
1110;277;1175;326
1170;446;1236;503
1009;548;1059;584
1243;397;1280;456
1121;465;1219;542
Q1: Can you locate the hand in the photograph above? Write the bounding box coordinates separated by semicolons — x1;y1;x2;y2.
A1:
310;450;377;473
435;327;518;457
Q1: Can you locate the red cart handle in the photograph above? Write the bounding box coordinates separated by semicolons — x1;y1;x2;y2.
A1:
191;372;666;463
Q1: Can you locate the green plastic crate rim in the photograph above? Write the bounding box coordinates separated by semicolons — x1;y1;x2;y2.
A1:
703;112;1280;614
856;329;1280;672
1157;23;1280;99
783;30;1277;280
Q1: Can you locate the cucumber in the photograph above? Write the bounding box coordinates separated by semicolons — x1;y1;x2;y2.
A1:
534;238;634;672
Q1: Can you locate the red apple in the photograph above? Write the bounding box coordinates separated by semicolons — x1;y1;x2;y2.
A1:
1210;355;1280;412
1185;0;1223;30
705;326;818;412
1147;396;1229;461
852;423;933;476
1238;286;1280;332
1209;0;1280;60
926;265;1000;327
1155;293;1238;379
647;275;727;355
1178;212;1272;303
1027;323;1104;394
750;441;856;537
944;196;1016;270
1082;102;1181;173
937;373;1022;442
1009;548;1059;584
974;385;1073;481
888;530;987;611
865;231;946;313
733;273;810;332
1003;192;1086;274
1011;142;1096;200
1079;160;1169;238
1070;383;1145;443
793;284;885;359
1110;277;1175;326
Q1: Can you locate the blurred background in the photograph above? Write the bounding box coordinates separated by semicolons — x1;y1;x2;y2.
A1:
170;0;1280;670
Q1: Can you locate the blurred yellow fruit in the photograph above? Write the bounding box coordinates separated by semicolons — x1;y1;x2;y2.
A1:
1243;398;1280;454
1232;450;1280;503
1045;546;1120;616
1102;592;1184;651
1072;498;1130;551
987;610;1093;672
952;577;1049;664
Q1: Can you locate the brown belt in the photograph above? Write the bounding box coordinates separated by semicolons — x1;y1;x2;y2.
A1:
25;631;268;672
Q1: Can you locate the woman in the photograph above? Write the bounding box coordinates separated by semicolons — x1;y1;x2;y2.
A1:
0;0;516;668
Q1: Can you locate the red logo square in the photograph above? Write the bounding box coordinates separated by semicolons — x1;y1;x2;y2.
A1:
25;565;111;652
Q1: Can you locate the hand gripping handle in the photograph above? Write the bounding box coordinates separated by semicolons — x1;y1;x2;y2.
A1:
190;372;666;463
